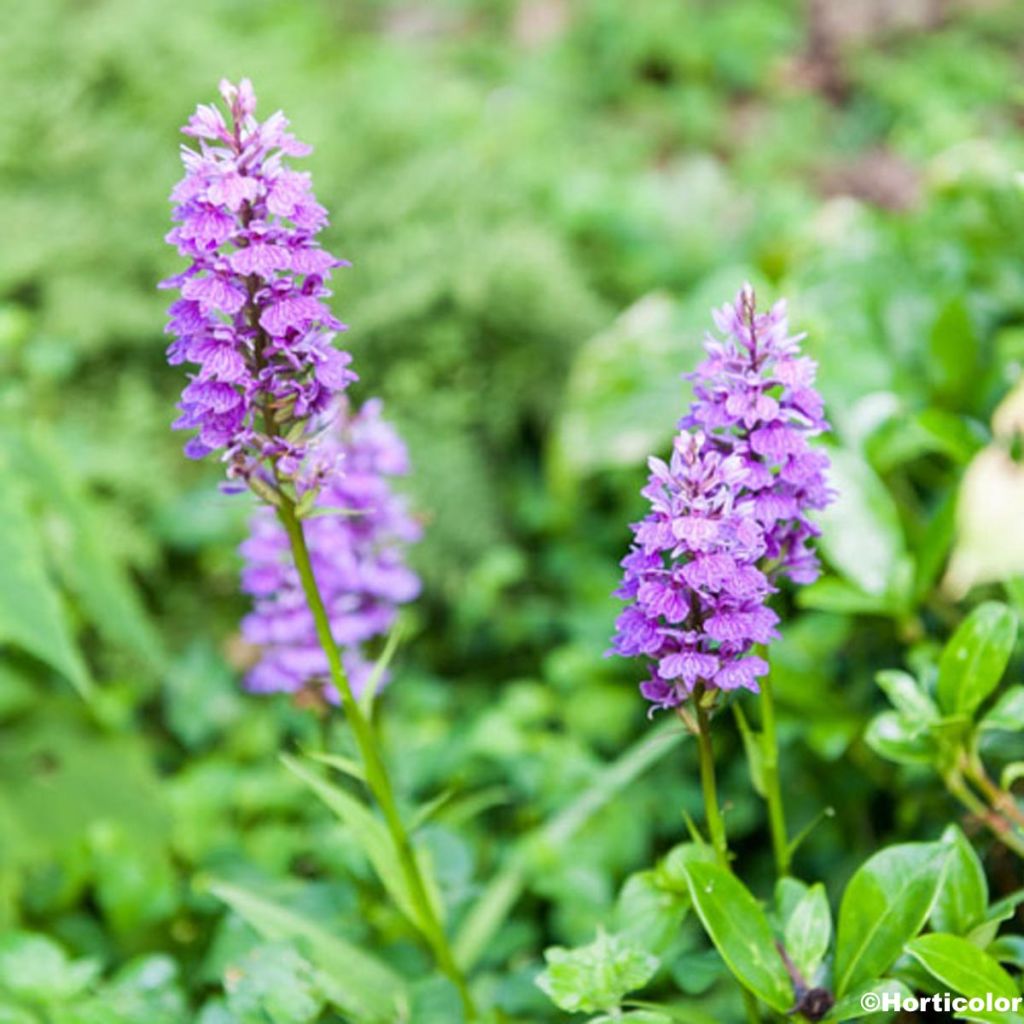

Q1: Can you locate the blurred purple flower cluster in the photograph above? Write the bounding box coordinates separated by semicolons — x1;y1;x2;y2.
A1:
162;79;354;476
612;286;833;710
240;398;422;701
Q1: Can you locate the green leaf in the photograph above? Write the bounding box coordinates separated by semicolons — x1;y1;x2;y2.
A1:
928;296;978;403
906;933;1017;1000
875;670;939;724
0;476;91;698
0;933;99;1004
979;686;1024;732
407;977;465;1024
784;883;831;983
733;704;766;797
17;429;166;673
280;753;436;930
536;930;658;1015
613;871;689;955
206;879;405;1024
833;842;949;996
799;577;900;616
224;944;324;1024
989;935;1024;968
937;602;1018;718
680;860;794;1013
931;825;988;936
864;711;936;766
815;448;910;603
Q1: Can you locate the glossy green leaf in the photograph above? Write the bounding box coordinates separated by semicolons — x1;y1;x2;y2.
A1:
989;935;1024;969
931;826;987;936
979;686;1024;732
875;670;939;724
784;883;831;982
0;477;91;698
906;933;1017;1000
207;879;405;1024
833;842;949;995
937;602;1018;717
680;860;794;1013
864;711;936;766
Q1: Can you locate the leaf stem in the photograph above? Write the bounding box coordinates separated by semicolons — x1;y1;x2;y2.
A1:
276;499;478;1019
944;768;1024;860
759;673;791;877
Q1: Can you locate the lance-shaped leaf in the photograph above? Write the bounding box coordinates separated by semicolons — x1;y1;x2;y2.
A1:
937;602;1017;717
680;860;794;1013
906;933;1017;1000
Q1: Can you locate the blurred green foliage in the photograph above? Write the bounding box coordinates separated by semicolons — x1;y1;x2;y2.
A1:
2;0;1024;1020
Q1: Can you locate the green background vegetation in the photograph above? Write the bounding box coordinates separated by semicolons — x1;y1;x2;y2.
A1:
2;0;1024;1020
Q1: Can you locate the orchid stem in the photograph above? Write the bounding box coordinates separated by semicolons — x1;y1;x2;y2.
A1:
759;673;791;877
693;698;761;1023
276;499;478;1020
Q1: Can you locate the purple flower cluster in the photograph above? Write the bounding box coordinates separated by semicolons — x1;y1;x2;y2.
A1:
240;399;422;700
162;79;355;477
612;286;832;710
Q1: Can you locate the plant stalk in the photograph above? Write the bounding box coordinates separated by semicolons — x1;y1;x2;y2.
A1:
276;500;478;1019
693;699;761;1023
944;769;1024;860
759;673;791;877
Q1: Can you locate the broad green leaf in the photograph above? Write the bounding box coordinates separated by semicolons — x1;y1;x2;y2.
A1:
280;753;434;930
799;577;900;616
784;883;831;982
931;825;987;936
815;448;910;602
224;944;324;1024
937;602;1018;717
0;476;90;698
536;930;658;1015
875;670;938;724
979;686;1024;732
207;879;404;1024
613;871;688;954
656;842;717;897
680;861;794;1013
454;722;684;971
864;711;935;766
906;933;1017;1000
833;842;949;996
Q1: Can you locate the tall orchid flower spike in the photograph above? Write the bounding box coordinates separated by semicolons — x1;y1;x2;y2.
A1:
162;78;354;490
611;285;833;712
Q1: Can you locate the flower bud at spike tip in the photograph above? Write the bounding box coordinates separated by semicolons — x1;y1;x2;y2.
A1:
610;287;834;711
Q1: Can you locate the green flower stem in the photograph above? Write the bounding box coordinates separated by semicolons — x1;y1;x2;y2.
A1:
759;673;790;877
276;499;478;1020
693;699;762;1024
